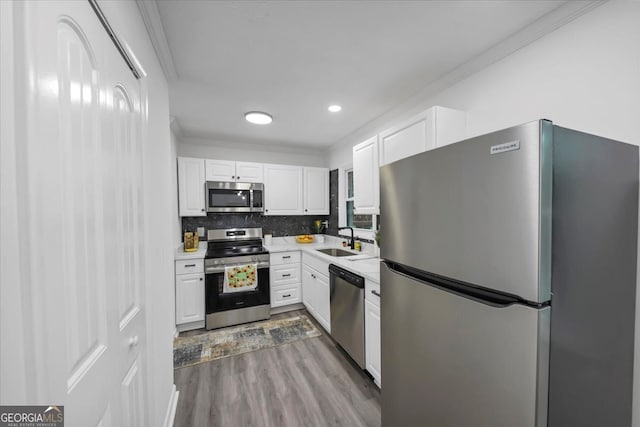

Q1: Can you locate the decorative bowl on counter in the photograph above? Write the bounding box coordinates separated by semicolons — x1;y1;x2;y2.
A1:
296;234;315;244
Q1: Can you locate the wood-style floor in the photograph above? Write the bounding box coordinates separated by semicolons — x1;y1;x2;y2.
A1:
173;309;381;427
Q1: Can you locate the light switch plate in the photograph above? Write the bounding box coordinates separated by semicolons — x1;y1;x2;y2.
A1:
197;227;205;237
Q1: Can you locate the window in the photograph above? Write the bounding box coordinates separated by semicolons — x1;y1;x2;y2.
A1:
345;169;374;230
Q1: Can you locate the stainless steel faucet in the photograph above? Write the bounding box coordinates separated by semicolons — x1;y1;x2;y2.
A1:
338;226;355;249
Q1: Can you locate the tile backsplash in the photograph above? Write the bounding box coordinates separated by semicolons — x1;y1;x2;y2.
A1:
182;213;329;240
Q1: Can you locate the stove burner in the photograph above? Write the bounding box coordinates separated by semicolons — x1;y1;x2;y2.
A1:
205;244;269;259
205;228;268;259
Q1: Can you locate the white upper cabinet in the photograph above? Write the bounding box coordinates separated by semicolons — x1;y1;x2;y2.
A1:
178;157;206;217
205;159;235;181
303;167;329;215
264;164;304;215
235;161;264;182
353;136;379;215
379;106;466;166
205;159;264;183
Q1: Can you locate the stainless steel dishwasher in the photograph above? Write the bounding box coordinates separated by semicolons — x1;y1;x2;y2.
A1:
329;264;365;369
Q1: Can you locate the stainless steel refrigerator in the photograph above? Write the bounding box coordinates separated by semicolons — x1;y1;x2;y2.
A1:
379;120;638;427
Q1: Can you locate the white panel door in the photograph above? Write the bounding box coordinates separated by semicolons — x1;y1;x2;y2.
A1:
17;1;147;425
106;56;147;427
301;266;315;313
379;112;431;166
314;272;331;333
352;136;379;215
365;299;382;386
235;161;264;183
175;273;205;324
263;164;303;215
205;159;236;182
303;167;330;215
178;157;206;216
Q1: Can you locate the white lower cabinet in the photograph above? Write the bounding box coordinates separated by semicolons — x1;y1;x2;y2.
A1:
301;253;331;333
270;252;302;308
365;280;381;387
175;266;205;332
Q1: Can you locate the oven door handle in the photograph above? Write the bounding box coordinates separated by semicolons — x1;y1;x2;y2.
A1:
205;262;270;274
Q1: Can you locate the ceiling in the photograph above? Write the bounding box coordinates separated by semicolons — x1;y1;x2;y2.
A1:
143;1;585;148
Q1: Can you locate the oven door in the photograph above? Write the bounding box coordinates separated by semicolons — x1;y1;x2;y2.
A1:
206;181;253;213
205;264;270;314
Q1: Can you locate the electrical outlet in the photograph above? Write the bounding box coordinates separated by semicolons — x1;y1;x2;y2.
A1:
197;227;205;237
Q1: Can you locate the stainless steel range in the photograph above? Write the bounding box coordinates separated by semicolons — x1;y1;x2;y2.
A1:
204;228;270;329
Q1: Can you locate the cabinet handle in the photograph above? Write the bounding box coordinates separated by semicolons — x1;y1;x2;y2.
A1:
282;273;291;278
185;264;196;267
371;290;381;298
283;294;291;298
305;209;308;212
282;255;291;259
265;209;269;212
232;175;235;179
237;176;240;180
200;277;203;281
311;274;316;279
201;209;205;212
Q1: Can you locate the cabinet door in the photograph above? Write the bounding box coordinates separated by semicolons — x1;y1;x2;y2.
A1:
205;159;236;182
314;272;331;333
303;167;329;215
178;157;206;216
235;161;264;183
365;299;382;387
301;265;315;313
353;136;379;215
379;110;434;166
176;273;205;324
264;164;303;215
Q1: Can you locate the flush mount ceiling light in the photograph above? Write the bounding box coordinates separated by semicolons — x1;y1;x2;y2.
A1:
245;111;273;125
328;105;342;113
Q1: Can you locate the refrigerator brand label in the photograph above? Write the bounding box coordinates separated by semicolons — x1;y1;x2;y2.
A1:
490;140;520;155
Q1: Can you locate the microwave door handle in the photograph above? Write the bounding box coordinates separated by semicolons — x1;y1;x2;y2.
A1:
249;189;254;211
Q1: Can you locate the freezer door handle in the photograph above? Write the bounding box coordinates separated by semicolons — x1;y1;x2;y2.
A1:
383;260;548;309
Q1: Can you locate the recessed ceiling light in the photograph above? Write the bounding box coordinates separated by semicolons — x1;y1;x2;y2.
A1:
328;105;342;113
245;111;273;125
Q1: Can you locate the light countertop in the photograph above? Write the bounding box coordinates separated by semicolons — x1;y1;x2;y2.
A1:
175;241;207;260
174;236;380;282
264;236;380;283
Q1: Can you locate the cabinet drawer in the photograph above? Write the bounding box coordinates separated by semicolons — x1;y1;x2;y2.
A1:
270;264;301;286
365;280;380;307
270;251;301;265
271;286;301;307
302;252;330;277
175;259;204;274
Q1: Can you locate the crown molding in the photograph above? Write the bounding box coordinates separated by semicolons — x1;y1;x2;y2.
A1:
329;0;604;151
136;0;178;81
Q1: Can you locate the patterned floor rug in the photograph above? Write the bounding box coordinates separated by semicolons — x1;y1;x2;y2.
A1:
173;315;321;369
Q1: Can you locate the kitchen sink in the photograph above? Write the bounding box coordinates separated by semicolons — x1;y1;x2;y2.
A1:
316;248;357;257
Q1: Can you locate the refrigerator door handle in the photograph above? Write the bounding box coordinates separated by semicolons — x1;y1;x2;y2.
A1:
383;260;548;309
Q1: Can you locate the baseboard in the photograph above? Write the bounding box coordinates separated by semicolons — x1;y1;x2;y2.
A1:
163;384;179;427
270;303;305;315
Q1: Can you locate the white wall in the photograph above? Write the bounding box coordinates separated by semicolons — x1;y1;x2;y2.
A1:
327;3;640;424
328;2;640;169
97;2;177;426
179;136;327;167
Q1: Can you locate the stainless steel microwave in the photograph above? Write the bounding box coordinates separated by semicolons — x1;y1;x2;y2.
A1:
205;181;264;213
